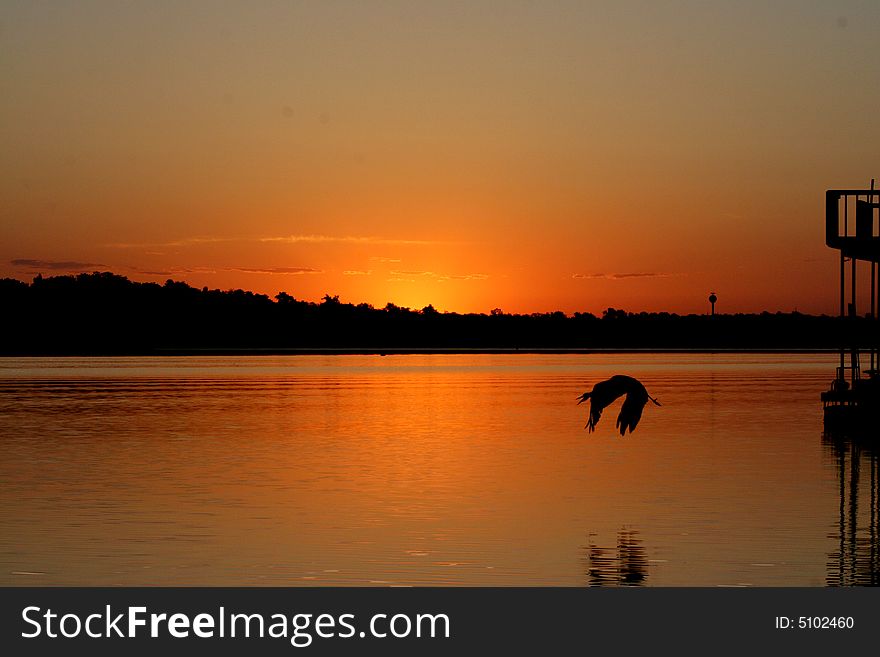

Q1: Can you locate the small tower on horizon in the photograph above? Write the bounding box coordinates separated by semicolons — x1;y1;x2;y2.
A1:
708;292;717;316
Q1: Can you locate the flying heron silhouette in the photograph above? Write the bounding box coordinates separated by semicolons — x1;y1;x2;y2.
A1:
577;375;661;435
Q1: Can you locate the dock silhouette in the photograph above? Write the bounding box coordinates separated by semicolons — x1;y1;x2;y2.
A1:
821;184;880;436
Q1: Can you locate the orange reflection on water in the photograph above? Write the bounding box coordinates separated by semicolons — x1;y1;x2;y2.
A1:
0;354;853;585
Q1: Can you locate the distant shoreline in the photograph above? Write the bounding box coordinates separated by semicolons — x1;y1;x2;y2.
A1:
2;272;875;356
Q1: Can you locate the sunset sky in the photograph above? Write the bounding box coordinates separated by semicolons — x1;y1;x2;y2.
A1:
2;1;879;314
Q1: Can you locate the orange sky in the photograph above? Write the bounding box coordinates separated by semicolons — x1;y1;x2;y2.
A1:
2;1;879;314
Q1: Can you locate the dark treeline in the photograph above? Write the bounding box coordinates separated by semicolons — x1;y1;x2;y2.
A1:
0;272;875;354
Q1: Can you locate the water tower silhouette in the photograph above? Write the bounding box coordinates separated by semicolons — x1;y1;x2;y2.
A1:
708;292;717;316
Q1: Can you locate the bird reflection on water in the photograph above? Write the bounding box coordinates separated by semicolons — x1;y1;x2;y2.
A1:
823;432;880;586
585;529;649;587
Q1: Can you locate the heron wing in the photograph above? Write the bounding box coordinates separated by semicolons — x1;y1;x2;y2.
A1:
616;388;648;435
583;378;629;432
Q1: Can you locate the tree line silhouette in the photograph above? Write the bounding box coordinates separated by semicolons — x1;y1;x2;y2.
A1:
0;272;875;354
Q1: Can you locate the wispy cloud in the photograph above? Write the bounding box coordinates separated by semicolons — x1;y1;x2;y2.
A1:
11;258;106;271
445;273;489;280
388;270;489;283
572;272;682;280
343;270;373;275
104;237;236;249
105;235;441;249
133;265;320;276
390;270;434;277
231;267;322;275
133;269;175;276
259;235;437;245
370;257;402;263
134;266;219;276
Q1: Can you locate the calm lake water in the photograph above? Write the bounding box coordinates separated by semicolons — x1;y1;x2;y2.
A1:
1;354;877;586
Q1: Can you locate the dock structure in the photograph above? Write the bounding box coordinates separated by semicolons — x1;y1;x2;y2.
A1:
822;187;880;435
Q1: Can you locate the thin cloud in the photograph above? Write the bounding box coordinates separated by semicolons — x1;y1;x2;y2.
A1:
370;257;402;263
11;258;106;271
131;265;317;276
164;266;220;275
128;266;219;276
572;272;682;280
259;235;437;245
390;270;434;276
105;235;442;249
231;267;322;275
133;269;175;276
389;270;488;282
447;273;488;280
104;237;236;249
343;270;373;275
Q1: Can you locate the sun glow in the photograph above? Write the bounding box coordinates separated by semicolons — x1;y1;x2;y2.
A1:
3;2;877;314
